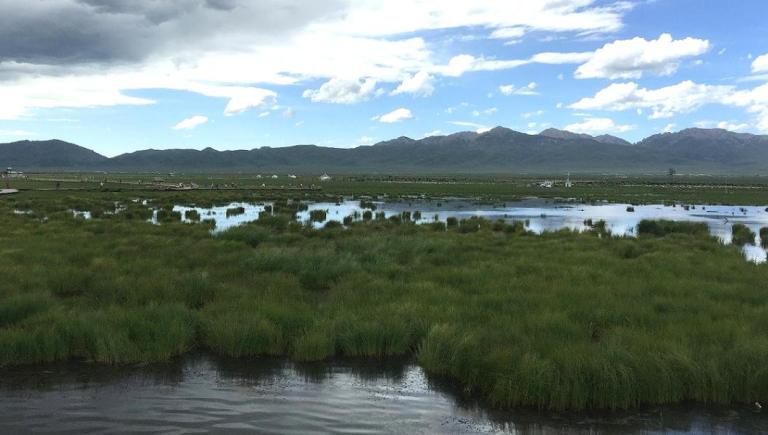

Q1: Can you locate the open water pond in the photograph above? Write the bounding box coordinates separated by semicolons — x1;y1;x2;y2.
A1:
171;198;768;263
1;356;766;434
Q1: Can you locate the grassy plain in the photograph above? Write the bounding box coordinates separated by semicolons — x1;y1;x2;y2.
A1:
1;177;768;410
5;172;768;204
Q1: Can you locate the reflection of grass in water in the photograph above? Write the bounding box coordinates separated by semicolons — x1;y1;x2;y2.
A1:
2;193;768;410
761;227;768;249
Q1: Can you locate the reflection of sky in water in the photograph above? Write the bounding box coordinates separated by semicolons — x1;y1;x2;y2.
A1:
174;199;768;264
172;202;268;232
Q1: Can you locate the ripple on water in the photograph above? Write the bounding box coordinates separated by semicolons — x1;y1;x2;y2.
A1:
1;356;767;434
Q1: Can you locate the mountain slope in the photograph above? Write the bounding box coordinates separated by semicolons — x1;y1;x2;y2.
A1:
0;139;108;169
2;128;768;174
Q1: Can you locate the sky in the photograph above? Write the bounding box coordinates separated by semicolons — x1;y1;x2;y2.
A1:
0;0;767;157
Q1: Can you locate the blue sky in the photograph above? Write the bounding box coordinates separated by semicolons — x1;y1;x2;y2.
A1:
1;0;767;156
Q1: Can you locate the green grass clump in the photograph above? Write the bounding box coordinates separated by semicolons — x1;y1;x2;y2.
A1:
226;206;245;217
185;209;201;221
156;209;182;222
309;209;327;222
637;219;709;237
731;224;756;246
761;227;768;248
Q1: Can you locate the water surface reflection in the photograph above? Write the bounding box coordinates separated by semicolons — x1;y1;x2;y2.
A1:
1;356;766;434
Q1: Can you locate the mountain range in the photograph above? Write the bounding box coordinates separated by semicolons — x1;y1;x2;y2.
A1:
2;127;768;174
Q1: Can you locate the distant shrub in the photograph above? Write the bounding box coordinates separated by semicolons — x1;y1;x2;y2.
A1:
401;211;411;221
362;210;373;221
412;211;422;221
446;217;458;228
343;216;354;226
626;206;635;212
637;220;709;237
731;224;755;246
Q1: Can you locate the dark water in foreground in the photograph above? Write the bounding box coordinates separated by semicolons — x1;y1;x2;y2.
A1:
1;356;766;434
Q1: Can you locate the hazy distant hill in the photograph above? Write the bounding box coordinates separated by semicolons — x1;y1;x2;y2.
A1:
2;128;767;174
0;139;108;170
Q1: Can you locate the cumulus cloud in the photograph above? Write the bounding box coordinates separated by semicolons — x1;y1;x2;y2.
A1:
224;88;277;115
373;108;413;123
575;33;710;79
499;82;538;96
303;78;378;104
391;71;435;97
0;0;632;118
564;118;634;134
752;54;768;73
569;81;734;119
172;115;208;130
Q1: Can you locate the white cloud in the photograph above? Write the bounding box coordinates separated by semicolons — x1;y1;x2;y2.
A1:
282;108;296;118
499;82;538;96
448;121;489;133
172;115;208;130
663;123;676;133
695;121;750;132
484;107;498;115
422;130;442;138
0;129;36;137
303;77;378;104
0;1;634;119
490;27;526;40
373;107;413;123
258;112;270;118
391;71;435;97
752;54;768;73
359;136;378;145
564;118;634;134
723;82;768;131
575;33;710;79
570;81;734;119
522;110;544;118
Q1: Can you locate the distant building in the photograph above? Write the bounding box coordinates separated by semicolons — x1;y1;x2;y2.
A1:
564;173;573;188
271;174;278;179
288;174;297;179
2;167;24;178
538;180;553;188
319;173;332;182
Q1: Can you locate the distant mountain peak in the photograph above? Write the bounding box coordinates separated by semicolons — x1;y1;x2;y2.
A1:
539;128;630;146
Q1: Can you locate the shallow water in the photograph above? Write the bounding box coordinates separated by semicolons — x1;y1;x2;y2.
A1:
0;356;766;434
172;198;768;263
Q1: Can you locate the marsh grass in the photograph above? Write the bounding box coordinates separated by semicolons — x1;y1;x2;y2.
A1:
1;193;768;411
732;224;756;246
638;219;709;237
226;206;246;217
